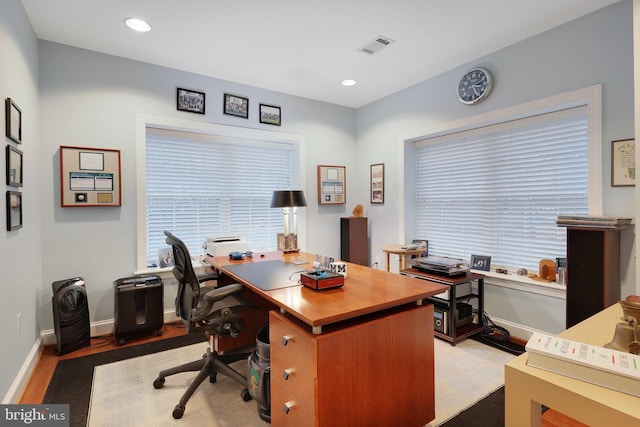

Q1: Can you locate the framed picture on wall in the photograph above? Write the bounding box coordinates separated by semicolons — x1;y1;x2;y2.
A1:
370;163;384;204
223;93;249;119
611;138;635;187
259;104;281;126
176;88;205;114
317;165;346;205
6;191;22;231
6;145;23;187
5;98;22;144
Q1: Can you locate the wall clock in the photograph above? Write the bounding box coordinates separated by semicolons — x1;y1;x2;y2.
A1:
457;67;493;105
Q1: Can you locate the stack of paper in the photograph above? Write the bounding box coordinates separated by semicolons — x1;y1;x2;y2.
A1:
556;215;632;230
526;332;640;397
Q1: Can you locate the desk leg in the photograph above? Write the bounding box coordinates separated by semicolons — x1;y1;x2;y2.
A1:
505;365;542;427
398;255;404;272
385;252;391;272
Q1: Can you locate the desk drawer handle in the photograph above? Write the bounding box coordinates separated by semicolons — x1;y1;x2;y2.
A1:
283;368;295;380
281;335;294;346
283;401;295;414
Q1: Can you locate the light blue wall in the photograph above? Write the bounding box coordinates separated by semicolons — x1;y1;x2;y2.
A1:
1;0;636;401
0;0;41;401
357;0;635;333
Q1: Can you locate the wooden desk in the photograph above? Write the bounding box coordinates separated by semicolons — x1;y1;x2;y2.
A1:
208;252;448;427
505;303;640;426
380;244;425;272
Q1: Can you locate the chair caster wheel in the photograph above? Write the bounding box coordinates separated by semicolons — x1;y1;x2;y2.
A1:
241;388;252;402
172;405;185;419
153;377;165;389
209;373;217;383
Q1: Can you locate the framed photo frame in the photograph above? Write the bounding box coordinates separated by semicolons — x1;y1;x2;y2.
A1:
176;88;206;114
223;93;249;119
370;163;384;204
59;146;121;207
6;145;23;187
259;104;281;126
470;255;491;271
5;98;22;144
6;191;22;231
317;165;346;205
611;138;635;187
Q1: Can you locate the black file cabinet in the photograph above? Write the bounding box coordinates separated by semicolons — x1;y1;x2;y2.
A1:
114;275;164;345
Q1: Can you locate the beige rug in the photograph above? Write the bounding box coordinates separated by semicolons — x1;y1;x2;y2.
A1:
87;338;515;426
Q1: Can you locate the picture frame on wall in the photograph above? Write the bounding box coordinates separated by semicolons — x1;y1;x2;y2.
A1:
5;98;22;144
317;165;346;205
6;191;22;231
223;93;249;119
6;145;23;187
611;138;635;187
259;104;281;126
370;163;384;204
176;88;206;114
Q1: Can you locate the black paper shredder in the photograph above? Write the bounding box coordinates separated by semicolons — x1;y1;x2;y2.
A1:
114;275;163;345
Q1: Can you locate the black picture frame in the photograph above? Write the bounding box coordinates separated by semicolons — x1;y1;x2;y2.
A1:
223;93;249;119
5;98;22;144
6;191;22;231
176;88;206;114
470;255;491;271
370;163;384;204
259;103;281;126
6;145;23;187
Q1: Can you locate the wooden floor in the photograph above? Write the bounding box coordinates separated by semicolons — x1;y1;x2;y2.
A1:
17;325;585;426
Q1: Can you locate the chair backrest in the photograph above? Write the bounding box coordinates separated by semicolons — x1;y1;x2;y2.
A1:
164;231;201;330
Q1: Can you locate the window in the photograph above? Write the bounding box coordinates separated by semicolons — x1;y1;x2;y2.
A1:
414;106;589;272
143;126;299;267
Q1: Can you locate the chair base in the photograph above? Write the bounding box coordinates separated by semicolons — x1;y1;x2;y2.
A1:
153;347;253;419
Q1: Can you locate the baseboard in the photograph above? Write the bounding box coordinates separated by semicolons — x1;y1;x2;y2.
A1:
5;309;181;403
487;316;548;342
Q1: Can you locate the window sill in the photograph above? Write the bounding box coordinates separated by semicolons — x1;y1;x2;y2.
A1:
134;260;207;279
471;269;566;299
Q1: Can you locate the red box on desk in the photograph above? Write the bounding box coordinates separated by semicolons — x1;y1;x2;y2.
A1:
300;270;344;291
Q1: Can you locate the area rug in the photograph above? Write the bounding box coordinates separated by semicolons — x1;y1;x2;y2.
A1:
84;337;514;427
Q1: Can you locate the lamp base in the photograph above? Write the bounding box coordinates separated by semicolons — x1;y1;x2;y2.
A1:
283;248;300;254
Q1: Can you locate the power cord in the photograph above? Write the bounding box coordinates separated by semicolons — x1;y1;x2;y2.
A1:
475;309;525;355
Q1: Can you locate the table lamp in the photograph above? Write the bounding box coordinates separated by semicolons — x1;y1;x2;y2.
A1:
271;190;307;253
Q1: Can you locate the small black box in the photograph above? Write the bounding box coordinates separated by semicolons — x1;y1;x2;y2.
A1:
114;275;163;345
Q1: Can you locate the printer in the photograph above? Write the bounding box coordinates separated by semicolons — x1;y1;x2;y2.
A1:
204;236;250;257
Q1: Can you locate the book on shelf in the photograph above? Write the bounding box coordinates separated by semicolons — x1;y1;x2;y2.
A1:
525;332;640;397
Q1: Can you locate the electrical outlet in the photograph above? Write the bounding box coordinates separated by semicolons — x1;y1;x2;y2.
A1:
17;312;21;334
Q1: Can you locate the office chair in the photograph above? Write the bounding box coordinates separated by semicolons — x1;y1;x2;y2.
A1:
153;231;255;419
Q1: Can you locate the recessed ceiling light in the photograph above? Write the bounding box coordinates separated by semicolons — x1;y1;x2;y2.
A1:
341;79;357;87
125;18;151;32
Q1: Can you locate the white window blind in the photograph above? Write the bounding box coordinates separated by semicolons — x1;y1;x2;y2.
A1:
145;129;295;265
414;106;588;271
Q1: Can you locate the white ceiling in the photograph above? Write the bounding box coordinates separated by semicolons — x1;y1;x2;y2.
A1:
21;0;621;108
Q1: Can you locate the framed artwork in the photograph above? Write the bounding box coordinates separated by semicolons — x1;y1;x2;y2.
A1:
6;145;23;187
611;138;635;187
59;146;121;207
5;98;22;144
317;165;346;205
259;104;281;126
223;93;249;118
370;163;384;203
6;191;22;231
176;88;205;114
470;255;491;271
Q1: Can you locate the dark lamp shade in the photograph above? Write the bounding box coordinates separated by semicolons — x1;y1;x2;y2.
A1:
270;190;307;208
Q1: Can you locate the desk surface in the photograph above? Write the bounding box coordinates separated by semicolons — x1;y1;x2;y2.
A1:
505;303;640;426
208;251;448;331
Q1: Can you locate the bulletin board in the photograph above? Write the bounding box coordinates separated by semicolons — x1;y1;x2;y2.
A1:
60;146;121;207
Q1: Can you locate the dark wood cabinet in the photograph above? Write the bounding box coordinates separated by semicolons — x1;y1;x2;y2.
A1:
340;217;368;266
566;227;621;328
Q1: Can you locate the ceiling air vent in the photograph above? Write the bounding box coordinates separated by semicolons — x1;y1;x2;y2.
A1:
358;35;395;55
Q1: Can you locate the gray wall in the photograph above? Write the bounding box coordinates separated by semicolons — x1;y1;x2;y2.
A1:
1;0;42;401
358;0;635;333
1;0;637;400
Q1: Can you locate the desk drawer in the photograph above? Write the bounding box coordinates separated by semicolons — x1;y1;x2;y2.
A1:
270;311;317;412
271;378;317;427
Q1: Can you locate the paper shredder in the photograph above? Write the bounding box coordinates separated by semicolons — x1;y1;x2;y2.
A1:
114;275;163;345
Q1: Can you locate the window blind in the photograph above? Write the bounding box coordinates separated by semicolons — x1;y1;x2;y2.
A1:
414;106;588;271
145;130;295;265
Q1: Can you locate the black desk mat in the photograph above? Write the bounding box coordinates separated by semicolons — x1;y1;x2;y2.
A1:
224;260;307;291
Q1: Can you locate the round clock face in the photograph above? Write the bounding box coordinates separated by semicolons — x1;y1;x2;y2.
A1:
457;67;492;105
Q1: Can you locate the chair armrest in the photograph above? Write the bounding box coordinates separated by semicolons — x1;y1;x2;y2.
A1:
197;271;219;283
203;283;244;304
